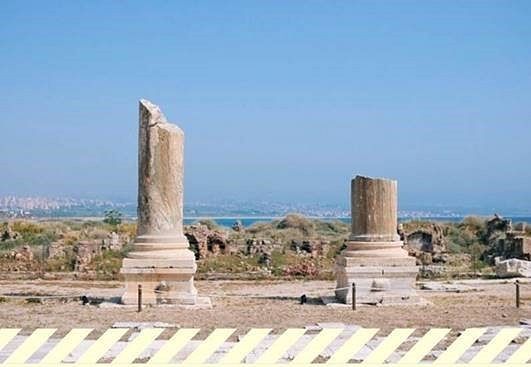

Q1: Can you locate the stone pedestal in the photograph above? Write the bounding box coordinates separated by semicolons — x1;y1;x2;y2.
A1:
120;100;203;306
335;176;419;305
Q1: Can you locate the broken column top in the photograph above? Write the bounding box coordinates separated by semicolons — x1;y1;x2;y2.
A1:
350;175;400;242
136;99;186;242
139;99;183;134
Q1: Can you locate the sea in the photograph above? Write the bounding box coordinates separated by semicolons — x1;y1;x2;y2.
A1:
183;216;531;228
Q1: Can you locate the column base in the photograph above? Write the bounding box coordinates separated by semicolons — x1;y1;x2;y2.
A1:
334;240;419;305
120;241;203;306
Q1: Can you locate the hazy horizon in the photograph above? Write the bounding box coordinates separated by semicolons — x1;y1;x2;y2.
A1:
1;1;530;210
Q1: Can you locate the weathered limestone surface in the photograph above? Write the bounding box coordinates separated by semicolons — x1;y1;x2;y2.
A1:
350;176;400;242
335;176;419;305
120;100;202;306
495;258;531;278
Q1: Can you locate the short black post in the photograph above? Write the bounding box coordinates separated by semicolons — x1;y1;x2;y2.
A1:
352;282;356;311
137;284;142;312
516;280;520;308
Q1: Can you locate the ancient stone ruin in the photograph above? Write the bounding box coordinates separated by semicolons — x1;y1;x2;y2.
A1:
184;224;232;259
485;214;531;261
120;100;207;306
335;175;419;305
401;222;448;264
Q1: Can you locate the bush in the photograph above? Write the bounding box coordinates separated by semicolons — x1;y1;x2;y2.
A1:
0;238;23;252
45;256;75;272
468;242;487;271
313;220;349;237
92;250;123;280
462;216;487;229
11;221;43;236
117;222;136;238
197;254;260;273
103;210;123;226
276;214;314;235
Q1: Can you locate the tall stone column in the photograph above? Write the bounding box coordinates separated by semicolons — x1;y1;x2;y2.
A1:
120;100;200;305
335;175;418;305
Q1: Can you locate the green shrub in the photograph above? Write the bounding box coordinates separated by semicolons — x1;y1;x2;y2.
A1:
45;256;75;272
0;238;23;252
197;254;260;273
11;221;43;235
276;214;314;235
462;216;487;230
103;210;123;226
92;250;124;280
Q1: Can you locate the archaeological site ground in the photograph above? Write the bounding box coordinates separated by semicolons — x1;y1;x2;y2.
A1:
1;102;530;341
2;2;531;364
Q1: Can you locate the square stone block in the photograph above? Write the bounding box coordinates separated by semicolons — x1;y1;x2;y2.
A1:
121;267;198;305
335;263;419;305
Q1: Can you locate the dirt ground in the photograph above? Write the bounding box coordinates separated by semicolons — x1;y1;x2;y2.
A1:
0;279;530;337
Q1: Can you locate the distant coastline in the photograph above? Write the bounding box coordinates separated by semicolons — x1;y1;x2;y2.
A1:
182;216;531;228
22;215;531;228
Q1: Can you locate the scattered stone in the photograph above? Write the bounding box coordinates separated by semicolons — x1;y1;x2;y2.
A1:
0;222;17;241
73;240;102;272
185;224;230;259
246;238;275;256
47;241;66;259
485;214;531;262
419;265;446;278
102;231;128;251
403;222;448;263
291;240;330;257
495;258;531;278
283;260;319;277
419;282;481;293
13;245;34;262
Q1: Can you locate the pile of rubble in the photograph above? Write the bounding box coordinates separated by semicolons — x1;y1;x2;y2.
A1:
0;245;38;272
47;231;130;272
8;245;34;262
245;238;277;266
400;222;448;264
485;215;530;262
290;239;330;257
0;222;18;242
184;224;232;259
480;215;531;278
495;258;531;278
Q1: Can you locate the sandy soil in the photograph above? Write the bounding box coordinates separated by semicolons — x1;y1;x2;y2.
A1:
0;279;529;337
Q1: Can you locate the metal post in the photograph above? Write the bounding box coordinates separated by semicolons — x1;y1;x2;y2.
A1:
516;280;520;308
352;282;356;311
137;284;142;312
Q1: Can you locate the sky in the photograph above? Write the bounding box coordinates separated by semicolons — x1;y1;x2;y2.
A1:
1;1;530;211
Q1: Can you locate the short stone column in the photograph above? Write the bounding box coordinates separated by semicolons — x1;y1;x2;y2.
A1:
335;175;418;305
120;100;203;306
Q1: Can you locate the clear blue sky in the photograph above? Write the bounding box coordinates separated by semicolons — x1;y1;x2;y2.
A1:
1;1;530;211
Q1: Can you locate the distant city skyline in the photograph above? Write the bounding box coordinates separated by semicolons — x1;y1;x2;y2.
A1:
1;195;530;218
1;1;530;210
